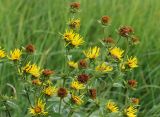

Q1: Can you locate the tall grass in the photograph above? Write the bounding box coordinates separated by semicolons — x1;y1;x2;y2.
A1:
0;0;160;116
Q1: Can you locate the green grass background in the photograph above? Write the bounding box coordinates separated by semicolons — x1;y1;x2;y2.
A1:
0;0;160;116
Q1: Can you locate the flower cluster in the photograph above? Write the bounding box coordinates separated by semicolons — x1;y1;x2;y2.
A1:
0;2;140;117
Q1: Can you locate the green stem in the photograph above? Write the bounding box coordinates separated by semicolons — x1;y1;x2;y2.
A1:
3;103;11;117
59;98;62;114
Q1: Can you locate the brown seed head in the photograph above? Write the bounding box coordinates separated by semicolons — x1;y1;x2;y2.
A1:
101;16;110;25
57;87;68;98
103;37;115;44
89;89;96;99
78;59;87;69
131;36;140;45
26;44;35;53
77;74;89;83
42;69;54;77
119;26;133;37
70;2;80;9
128;80;137;88
131;98;140;105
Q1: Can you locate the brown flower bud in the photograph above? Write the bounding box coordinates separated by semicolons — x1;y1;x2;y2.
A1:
119;26;133;37
89;89;96;99
32;79;42;85
78;59;87;69
128;80;137;88
131;36;140;45
101;16;110;25
70;2;80;9
26;44;35;53
57;87;68;98
131;98;140;105
77;74;89;84
42;69;54;77
103;37;115;44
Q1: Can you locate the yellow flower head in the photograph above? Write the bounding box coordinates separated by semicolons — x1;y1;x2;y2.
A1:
71;95;84;105
69;19;80;29
29;99;48;116
127;56;138;69
71;81;85;90
0;49;6;58
124;105;137;117
43;86;57;97
68;61;78;69
23;62;41;78
106;100;119;112
83;46;100;59
96;62;113;72
109;47;124;60
8;49;22;61
63;29;75;42
71;34;84;47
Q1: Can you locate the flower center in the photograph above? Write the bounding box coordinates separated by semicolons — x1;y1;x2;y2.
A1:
34;106;42;113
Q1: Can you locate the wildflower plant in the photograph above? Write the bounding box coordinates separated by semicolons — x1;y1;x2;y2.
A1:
0;2;141;117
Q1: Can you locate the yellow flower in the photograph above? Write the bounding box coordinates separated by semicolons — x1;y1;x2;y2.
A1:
43;86;57;97
124;105;137;117
71;34;84;47
68;61;78;69
23;62;41;78
127;56;138;69
0;49;6;58
32;79;42;85
29;99;48;116
69;19;80;29
109;47;124;60
71;81;85;90
8;49;22;61
63;29;75;42
106;100;119;112
83;46;100;59
95;62;113;72
71;95;84;105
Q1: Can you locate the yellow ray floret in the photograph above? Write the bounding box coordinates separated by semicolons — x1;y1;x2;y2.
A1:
71;81;85;90
68;61;78;69
0;49;6;58
83;46;100;59
29;99;48;116
71;34;84;47
95;62;113;72
69;18;80;29
71;95;84;105
43;86;57;97
63;29;75;42
109;47;124;60
127;56;138;69
106;100;119;112
8;49;22;61
124;105;137;117
23;62;41;78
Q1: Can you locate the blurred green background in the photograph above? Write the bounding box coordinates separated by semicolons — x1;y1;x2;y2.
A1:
0;0;160;116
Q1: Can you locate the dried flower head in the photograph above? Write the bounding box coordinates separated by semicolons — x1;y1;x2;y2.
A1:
78;59;87;69
70;2;80;9
78;74;90;84
119;26;133;37
57;87;68;98
131;98;140;105
42;69;54;77
103;37;115;44
69;19;80;29
131;36;140;45
101;16;110;25
89;89;96;99
26;44;35;53
128;80;137;88
32;79;42;85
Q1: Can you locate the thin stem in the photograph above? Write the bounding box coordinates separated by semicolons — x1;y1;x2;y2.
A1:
59;98;62;114
3;103;11;117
